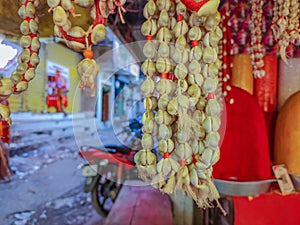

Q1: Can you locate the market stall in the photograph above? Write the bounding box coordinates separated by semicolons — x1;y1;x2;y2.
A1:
0;0;300;224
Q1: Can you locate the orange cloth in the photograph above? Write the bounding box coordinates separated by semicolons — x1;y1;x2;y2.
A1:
231;54;253;95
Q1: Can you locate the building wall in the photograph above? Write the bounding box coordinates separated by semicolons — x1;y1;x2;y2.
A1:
9;42;82;113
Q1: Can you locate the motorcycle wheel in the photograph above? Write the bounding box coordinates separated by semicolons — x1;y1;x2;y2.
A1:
91;164;122;217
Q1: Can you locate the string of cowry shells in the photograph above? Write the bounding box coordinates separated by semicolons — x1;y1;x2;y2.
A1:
0;0;41;126
47;0;126;96
271;0;300;63
135;0;225;211
250;0;265;78
217;2;234;106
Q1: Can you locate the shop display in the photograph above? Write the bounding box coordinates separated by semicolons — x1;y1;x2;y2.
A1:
135;0;224;210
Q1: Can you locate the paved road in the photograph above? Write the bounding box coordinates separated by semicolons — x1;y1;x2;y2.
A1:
0;126;122;225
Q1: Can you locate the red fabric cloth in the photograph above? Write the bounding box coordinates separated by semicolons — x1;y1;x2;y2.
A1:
233;192;300;225
254;55;278;112
213;86;271;181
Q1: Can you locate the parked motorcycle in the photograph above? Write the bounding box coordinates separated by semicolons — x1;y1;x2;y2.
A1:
79;144;137;216
78;117;143;216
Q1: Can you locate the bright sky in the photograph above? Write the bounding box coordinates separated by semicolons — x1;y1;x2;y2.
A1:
0;41;18;68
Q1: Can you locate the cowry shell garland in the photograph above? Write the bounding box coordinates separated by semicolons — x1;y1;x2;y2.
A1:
136;0;223;211
47;0;126;96
250;0;265;78
271;0;300;63
0;0;41;125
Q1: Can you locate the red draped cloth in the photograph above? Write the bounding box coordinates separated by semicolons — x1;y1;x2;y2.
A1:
233;192;300;225
213;86;271;181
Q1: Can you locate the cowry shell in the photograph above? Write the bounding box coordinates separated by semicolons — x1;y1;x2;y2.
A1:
175;35;187;49
18;5;27;19
24;68;36;81
166;138;175;152
187;74;195;85
196;97;207;110
201;148;213;166
29;19;39;34
20;35;32;48
205;131;220;148
18;49;31;63
187;84;201;98
202;77;218;94
157;42;170;58
142;133;154;150
203;46;215;64
169;158;180;172
156;0;171;11
20;21;30;35
188;60;201;74
174;63;188;80
61;0;74;11
67;41;85;52
53;6;68;26
194;73;204;86
141;78;155;96
31;37;41;52
176;2;186;15
62;19;72;32
54;25;63;37
203;33;210;47
156;27;172;42
142;111;155;123
176;128;188;144
189;46;202;61
206;99;221;116
92;24;106;44
212;116;221;131
209;31;220;47
155;109;164;125
158;9;169;27
47;0;60;8
16;63;28;74
178;94;189;109
143;0;156;19
163;159;172;175
141;59;156;77
211;148;220;165
188;26;201;41
177;79;188;92
167;98;178;115
174;20;189;37
143;118;154;133
164;111;173;125
26;2;36;18
143;42;156;59
158;124;172;139
158;93;169;110
30;52;40;66
158;139;167;153
202;116;212;133
208;63;219;78
15;81;28;92
67;26;86;38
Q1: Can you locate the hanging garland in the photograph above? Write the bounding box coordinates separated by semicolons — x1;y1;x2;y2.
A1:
47;0;126;97
0;0;127;126
0;0;41;125
135;0;224;210
271;0;300;63
250;0;265;78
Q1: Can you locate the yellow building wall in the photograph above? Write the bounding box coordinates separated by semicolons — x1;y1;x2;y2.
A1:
9;42;82;113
